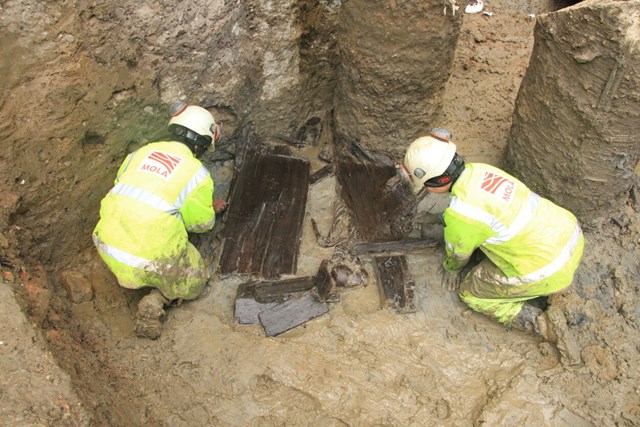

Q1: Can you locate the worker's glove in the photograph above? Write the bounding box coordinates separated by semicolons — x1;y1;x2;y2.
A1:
440;265;462;292
213;198;227;214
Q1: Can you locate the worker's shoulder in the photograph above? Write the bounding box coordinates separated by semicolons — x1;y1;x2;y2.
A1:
467;162;508;174
142;141;199;160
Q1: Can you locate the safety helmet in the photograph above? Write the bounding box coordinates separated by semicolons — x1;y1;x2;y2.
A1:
402;132;457;194
168;103;220;151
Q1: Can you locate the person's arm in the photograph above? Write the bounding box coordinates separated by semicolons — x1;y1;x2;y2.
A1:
179;167;216;233
441;208;492;273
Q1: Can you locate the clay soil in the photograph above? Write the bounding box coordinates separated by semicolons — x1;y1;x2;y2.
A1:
1;1;639;426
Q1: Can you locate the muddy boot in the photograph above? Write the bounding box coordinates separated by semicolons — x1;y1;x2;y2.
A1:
536;306;582;366
135;289;169;339
510;303;543;335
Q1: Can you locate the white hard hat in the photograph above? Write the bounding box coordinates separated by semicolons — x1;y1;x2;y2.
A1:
168;103;219;151
403;135;457;193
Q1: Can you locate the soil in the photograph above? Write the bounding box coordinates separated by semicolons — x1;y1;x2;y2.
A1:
1;1;639;426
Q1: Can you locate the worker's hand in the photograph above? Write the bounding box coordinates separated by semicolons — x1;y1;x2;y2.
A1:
440;266;462;292
213;198;226;214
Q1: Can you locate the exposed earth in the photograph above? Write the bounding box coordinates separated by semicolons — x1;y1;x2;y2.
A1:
1;1;639;426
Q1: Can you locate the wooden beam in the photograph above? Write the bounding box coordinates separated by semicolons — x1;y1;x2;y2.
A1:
352;238;438;255
374;255;416;314
254;276;316;303
218;152;310;279
258;292;329;337
234;282;278;325
312;260;334;302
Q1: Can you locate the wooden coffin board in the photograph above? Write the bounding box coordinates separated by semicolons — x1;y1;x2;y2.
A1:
336;162;414;242
258;292;329;337
234;282;278;325
218;153;310;279
374;255;416;314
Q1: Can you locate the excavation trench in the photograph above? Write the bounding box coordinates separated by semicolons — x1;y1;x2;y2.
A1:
1;1;639;426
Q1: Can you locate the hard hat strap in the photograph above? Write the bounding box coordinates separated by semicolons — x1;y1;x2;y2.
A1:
395;163;412;184
424;154;465;188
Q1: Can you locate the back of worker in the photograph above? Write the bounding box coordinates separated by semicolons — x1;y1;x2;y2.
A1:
93;140;215;300
93;104;223;339
400;130;584;334
445;162;582;286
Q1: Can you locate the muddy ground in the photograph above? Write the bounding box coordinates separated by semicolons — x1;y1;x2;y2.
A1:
1;1;640;426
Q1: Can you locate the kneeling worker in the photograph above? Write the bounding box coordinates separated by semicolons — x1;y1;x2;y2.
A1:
93;103;226;339
398;129;584;335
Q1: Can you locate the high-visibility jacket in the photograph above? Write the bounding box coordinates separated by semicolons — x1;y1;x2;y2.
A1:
442;163;583;288
92;141;215;299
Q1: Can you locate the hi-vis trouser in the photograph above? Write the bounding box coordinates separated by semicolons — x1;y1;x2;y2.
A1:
93;141;215;301
93;236;209;301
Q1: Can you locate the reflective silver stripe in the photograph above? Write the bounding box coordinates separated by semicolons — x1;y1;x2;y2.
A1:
449;197;509;237
187;216;216;232
486;193;540;244
115;153;135;181
449;192;540;245
174;166;211;208
176;165;213;231
493;223;582;286
110;183;178;214
93;235;207;279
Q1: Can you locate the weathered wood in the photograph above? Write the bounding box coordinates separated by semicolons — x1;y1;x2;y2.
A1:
218;152;310;279
309;164;332;184
274;133;305;147
352;238;439;255
234;282;278;325
254;276;315;303
313;260;334;302
295;116;323;146
374;255;416;314
336;161;415;242
258;292;329;337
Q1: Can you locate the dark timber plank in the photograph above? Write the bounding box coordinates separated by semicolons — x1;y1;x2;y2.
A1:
336;162;415;242
352;238;439;255
313;260;333;302
374;255;416;314
234;282;278;325
258;292;329;337
218;152;310;279
254;276;316;303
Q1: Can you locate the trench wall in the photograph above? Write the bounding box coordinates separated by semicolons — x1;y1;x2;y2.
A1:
0;1;460;422
505;1;640;221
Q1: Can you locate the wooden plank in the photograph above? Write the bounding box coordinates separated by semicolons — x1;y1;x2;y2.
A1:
336;161;415;242
374;255;416;314
258;292;329;337
309;164;332;184
352;238;439;255
234;282;278;325
313;260;334;302
254;276;315;303
218;152;310;279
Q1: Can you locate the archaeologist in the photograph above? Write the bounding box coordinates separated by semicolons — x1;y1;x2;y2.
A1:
92;103;226;339
397;129;584;337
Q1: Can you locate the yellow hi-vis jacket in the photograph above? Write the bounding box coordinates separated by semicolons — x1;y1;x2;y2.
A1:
92;141;215;300
442;163;583;289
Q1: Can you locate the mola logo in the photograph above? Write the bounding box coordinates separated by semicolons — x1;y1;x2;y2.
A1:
138;151;183;180
480;171;515;202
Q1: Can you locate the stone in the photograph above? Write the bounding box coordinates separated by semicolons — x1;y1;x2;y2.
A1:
58;270;94;303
